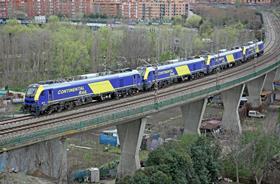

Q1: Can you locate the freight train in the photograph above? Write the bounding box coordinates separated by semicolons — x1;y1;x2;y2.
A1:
22;40;264;116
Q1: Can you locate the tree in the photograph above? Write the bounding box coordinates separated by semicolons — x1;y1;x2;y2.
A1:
145;142;199;184
235;0;241;8
118;135;221;184
224;132;244;183
50;25;92;78
189;137;221;184
6;19;20;26
185;15;202;29
48;15;59;23
117;169;172;184
242;132;280;184
129;170;150;184
173;15;183;25
159;51;176;62
149;170;172;184
223;128;280;184
199;20;213;38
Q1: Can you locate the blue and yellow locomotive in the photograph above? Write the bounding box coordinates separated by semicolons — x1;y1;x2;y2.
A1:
138;57;207;90
242;41;264;60
23;70;142;115
206;48;243;73
23;40;265;115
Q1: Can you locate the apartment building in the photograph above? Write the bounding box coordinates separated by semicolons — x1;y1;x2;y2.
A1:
201;0;271;4
120;0;190;20
0;0;93;18
93;0;121;17
0;0;192;19
0;0;273;19
0;0;8;18
243;0;271;3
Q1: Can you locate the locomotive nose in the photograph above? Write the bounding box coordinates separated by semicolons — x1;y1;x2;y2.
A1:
24;97;35;104
23;97;36;113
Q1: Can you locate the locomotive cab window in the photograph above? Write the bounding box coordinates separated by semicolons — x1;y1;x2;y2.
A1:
26;87;37;97
138;68;145;77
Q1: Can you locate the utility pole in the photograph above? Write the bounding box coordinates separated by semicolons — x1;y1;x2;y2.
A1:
214;41;220;90
103;55;107;72
154;63;158;106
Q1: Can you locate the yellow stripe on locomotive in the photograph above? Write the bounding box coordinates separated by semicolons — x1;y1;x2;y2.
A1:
88;80;115;94
256;46;259;53
175;65;191;76
34;85;44;101
226;54;235;63
143;68;149;80
206;55;211;65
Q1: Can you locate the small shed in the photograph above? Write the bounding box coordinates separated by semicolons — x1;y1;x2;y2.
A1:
200;118;222;135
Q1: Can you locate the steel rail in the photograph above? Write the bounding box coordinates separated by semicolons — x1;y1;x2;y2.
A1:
0;115;33;126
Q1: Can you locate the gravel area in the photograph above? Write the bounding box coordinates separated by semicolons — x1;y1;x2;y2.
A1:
0;172;55;184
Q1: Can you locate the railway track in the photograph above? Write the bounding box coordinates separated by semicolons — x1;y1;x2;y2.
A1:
0;115;33;126
0;13;279;139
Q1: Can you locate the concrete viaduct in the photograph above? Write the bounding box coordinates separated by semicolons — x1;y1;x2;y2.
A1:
0;13;280;183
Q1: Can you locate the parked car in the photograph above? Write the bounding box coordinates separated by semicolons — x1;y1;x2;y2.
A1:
239;96;248;108
248;110;265;118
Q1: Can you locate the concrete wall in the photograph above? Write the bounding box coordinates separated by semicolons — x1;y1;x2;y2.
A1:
0;138;67;183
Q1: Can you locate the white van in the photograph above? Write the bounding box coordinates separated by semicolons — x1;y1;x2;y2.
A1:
248;110;265;118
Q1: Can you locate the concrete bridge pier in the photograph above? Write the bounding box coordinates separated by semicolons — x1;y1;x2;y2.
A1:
246;75;266;108
275;67;280;81
116;118;146;178
264;69;276;91
264;70;277;103
221;84;245;134
180;98;207;134
0;138;67;183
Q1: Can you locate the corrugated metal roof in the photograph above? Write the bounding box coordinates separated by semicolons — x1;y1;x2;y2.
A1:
200;119;222;130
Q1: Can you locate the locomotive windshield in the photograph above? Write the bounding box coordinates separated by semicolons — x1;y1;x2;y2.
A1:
137;67;146;77
26;87;37;97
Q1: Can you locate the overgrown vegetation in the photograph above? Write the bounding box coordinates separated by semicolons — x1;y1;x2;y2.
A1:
117;135;221;184
222;128;280;184
115;128;280;184
194;6;262;29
